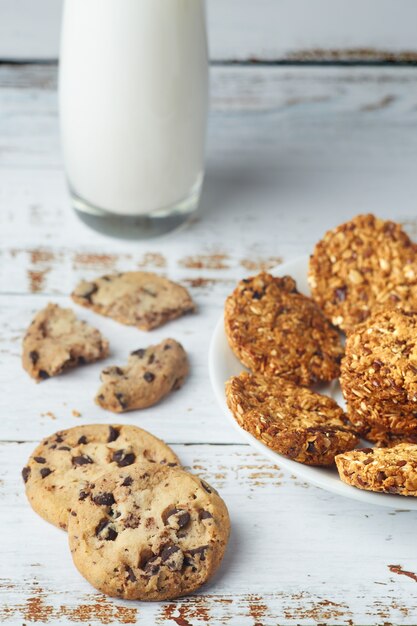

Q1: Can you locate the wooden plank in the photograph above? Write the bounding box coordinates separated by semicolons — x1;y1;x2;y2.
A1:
1;0;417;62
1;441;417;625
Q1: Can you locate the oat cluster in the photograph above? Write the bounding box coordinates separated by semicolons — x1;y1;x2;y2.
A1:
226;372;358;466
225;272;343;386
309;214;417;333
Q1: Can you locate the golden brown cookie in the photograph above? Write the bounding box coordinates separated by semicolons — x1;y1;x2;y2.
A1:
226;371;359;466
224;272;343;386
340;308;417;445
22;303;109;381
309;214;417;333
96;339;189;413
21;424;179;530
72;271;195;331
68;464;230;600
336;444;417;496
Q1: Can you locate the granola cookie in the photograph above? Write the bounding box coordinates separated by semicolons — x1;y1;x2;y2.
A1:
72;272;195;331
224;273;343;386
336;444;417;496
309;214;417;333
22;303;109;381
96;339;189;413
340;308;417;444
68;464;230;601
21;424;179;530
226;371;359;465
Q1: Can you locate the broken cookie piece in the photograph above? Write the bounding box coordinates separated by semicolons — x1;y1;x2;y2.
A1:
22;303;109;382
71;271;195;331
95;338;189;413
226;371;359;466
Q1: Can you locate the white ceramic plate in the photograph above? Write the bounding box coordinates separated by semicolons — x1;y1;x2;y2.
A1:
209;256;417;510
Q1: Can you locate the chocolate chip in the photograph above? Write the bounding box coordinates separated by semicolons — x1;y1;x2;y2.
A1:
78;356;86;365
121;476;133;487
306;441;316;453
108;426;120;443
93;492;115;506
131;348;146;358
360;448;374;454
164;508;190;529
78;490;88;501
199;510;213;520
160;544;184;571
143;372;155;383
34;456;46;464
29;351;39;365
38;370;50;380
376;471;387;482
58;446;71;451
397;460;407;467
201;480;212;494
106;527;118;541
163;344;172;350
22;466;31;483
186;545;208;561
72;455;93;466
55;435;64;443
160;545;180;562
126;566;136;583
115;393;127;410
334;286;347;302
77;436;87;445
143;556;160;576
95;518;118;541
112;450;136;467
252;290;263;300
40;467;52;479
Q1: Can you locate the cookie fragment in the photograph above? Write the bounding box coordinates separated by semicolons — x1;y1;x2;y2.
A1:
340;308;417;444
309;214;417;332
336;444;417;496
72;271;195;331
68;465;230;601
226;372;359;466
95;338;189;413
21;424;179;530
224;272;343;386
22;303;109;381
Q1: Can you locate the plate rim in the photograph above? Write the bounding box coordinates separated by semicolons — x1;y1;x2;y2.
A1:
208;256;417;510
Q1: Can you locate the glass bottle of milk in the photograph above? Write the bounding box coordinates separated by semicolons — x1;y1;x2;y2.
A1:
59;0;209;238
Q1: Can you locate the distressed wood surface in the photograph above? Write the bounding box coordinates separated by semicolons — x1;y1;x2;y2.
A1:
2;63;417;624
1;0;417;62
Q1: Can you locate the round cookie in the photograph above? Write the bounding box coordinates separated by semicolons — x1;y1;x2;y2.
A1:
226;371;359;466
336;444;417;496
309;214;417;333
68;464;230;601
22;424;179;530
225;272;343;386
340;308;417;444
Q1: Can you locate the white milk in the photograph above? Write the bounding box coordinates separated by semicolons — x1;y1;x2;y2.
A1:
59;0;208;217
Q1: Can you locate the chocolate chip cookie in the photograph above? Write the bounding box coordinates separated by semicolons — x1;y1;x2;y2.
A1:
22;303;109;381
95;339;189;413
309;214;417;333
340;308;417;445
22;424;179;530
226;371;359;465
224;272;343;386
336;444;417;496
72;272;195;331
68;464;230;600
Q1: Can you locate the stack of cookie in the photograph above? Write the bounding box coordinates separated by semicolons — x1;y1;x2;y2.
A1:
22;271;193;411
225;214;417;497
22;424;230;600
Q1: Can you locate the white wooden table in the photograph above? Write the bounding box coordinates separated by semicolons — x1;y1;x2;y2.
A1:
1;62;417;625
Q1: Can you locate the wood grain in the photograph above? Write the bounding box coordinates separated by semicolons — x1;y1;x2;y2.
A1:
1;0;417;62
2;62;417;624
